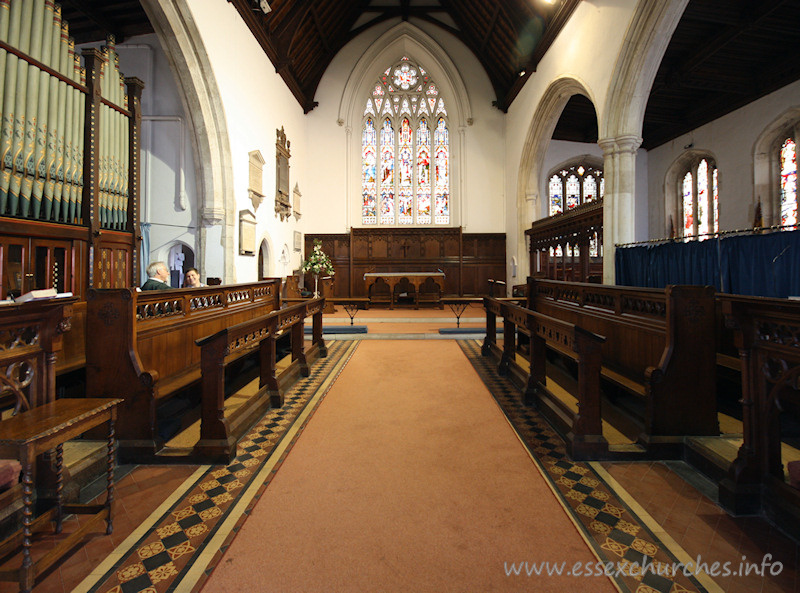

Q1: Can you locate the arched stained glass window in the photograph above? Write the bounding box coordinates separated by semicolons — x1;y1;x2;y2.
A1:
380;118;395;224
361;57;449;226
398;117;413;224
416;118;431;224
547;164;603;216
697;160;709;238
549;175;563;215
781;137;797;227
361;117;377;224
434;117;449;224
566;175;580;210
680;157;719;240
682;172;693;238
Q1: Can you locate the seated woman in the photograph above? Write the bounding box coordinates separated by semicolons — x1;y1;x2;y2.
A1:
183;267;205;288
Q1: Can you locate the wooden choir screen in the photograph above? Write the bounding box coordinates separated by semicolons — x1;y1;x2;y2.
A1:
0;1;142;299
526;198;603;283
304;228;506;297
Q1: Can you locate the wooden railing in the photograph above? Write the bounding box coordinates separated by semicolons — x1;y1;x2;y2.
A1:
527;278;718;452
85;280;282;460
194;297;326;463
719;295;800;532
483;296;606;459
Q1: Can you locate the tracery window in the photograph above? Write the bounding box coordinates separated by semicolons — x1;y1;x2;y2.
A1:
362;57;449;226
780;137;797;227
548;164;604;216
680;157;719;240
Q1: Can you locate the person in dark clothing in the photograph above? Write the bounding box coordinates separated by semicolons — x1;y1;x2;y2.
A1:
142;261;170;290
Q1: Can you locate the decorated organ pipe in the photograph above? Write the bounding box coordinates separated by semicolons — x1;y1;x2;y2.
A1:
0;0;139;231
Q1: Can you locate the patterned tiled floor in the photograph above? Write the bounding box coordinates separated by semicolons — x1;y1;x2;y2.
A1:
71;339;359;593
459;339;709;593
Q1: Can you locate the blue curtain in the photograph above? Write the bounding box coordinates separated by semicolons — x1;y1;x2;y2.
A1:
616;229;800;298
615;238;719;290
140;222;151;287
719;231;800;297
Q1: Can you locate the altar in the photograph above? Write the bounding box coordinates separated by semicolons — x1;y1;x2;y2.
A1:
363;272;445;309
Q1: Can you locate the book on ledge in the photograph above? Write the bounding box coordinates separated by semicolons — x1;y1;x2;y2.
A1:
14;289;73;303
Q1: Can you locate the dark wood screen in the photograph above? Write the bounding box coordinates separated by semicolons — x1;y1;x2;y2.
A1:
304;228;505;297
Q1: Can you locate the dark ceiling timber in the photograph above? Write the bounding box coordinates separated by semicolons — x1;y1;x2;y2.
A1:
59;1;800;151
229;0;576;114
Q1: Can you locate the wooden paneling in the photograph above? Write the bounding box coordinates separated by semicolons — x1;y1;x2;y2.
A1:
305;229;505;297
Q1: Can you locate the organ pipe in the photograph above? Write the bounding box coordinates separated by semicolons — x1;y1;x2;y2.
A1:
0;0;136;230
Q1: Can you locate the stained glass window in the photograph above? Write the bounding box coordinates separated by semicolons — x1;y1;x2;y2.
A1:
549;175;562;215
713;168;719;232
398;118;413;224
548;176;562;215
416;118;431;224
361;117;377;224
697;160;709;240
380;118;395;225
683;172;693;238
680;157;719;240
566;175;580;210
547;164;603;217
362;57;449;225
781;138;797;227
434;117;449;224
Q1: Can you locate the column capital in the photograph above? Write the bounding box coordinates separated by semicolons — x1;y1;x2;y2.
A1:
598;134;643;156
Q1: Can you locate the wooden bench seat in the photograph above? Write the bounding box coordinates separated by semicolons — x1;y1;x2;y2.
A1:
85;280;282;461
483;296;607;459
194;298;327;463
525;278;718;457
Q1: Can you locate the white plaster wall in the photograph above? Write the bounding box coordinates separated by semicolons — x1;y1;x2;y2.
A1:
305;17;505;234
505;0;640;277
113;35;199;284
646;79;800;238
186;1;308;282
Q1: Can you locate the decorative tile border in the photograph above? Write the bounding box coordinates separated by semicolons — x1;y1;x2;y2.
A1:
459;339;718;593
74;340;359;593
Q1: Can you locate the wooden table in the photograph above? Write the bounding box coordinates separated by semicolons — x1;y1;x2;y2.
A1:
363;272;445;309
0;398;121;593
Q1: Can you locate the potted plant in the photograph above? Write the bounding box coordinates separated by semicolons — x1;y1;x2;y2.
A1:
300;239;335;297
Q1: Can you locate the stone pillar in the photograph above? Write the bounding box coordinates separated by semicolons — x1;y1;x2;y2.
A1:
599;134;642;284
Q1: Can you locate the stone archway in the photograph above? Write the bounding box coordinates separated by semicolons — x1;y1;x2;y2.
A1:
515;77;598;280
139;0;235;282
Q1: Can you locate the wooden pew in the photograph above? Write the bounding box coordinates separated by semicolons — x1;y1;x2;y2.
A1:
718;295;800;533
482;297;606;459
525;278;718;457
194;297;327;463
85;280;281;460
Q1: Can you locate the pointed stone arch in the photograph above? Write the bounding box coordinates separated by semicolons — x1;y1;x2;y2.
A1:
753;107;800;226
139;0;235;281
338;22;472;229
515;76;598;278
663;149;719;237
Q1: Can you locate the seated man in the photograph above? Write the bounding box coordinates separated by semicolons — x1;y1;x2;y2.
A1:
142;261;170;290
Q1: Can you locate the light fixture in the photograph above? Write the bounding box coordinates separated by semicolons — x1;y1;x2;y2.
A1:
518;69;526;77
259;0;271;14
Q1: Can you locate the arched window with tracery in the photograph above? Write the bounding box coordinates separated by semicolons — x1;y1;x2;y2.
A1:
548;164;604;216
679;157;719;240
780;136;797;227
361;57;449;226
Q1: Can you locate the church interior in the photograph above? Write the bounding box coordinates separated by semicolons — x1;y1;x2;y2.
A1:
1;0;800;591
